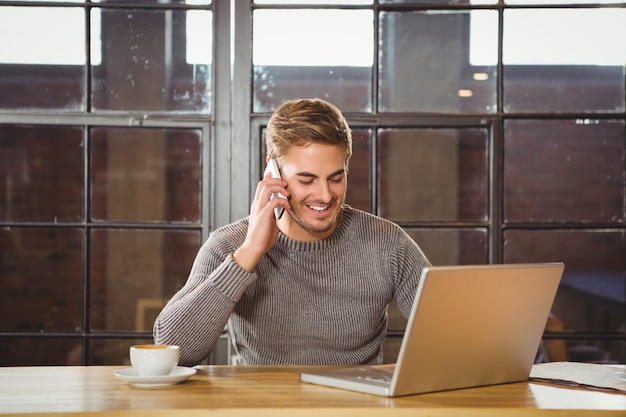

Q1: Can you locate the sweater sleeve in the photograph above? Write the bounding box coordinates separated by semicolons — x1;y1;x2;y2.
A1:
153;230;257;366
392;227;432;317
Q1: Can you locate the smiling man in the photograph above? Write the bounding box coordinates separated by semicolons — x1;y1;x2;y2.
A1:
154;98;431;366
275;143;345;239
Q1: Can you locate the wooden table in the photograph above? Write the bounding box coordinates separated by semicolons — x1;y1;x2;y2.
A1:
0;365;624;416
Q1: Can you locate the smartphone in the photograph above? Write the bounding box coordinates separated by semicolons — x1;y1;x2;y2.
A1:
267;159;285;220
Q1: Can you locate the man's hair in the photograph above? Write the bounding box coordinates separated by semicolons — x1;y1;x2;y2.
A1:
265;98;352;169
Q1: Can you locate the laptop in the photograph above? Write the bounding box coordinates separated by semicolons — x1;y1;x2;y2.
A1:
301;262;564;397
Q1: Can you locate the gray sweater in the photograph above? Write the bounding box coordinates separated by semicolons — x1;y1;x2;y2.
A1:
153;205;431;366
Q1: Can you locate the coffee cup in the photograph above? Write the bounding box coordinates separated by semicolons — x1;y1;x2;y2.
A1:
130;344;180;377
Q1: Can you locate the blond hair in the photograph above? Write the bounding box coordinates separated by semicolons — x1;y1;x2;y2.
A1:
265;98;352;169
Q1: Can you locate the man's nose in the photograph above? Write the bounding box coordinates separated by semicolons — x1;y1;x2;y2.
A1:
313;181;333;201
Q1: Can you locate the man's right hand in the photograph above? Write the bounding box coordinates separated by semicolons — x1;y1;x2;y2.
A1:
232;171;290;272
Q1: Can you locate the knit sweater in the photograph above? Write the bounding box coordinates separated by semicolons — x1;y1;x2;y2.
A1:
153;205;431;366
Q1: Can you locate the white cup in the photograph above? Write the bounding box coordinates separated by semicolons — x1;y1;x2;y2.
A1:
130;344;180;377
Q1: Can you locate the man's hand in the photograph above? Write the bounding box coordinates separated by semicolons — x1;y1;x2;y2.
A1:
233;171;290;272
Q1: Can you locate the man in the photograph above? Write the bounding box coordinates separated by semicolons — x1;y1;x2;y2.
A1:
154;98;431;366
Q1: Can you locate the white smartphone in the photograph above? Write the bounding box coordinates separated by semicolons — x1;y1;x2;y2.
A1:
267;159;285;220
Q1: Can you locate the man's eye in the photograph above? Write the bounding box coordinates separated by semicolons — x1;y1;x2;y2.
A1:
329;176;344;183
299;180;313;185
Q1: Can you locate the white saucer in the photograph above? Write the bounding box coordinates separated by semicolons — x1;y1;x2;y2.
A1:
114;366;196;388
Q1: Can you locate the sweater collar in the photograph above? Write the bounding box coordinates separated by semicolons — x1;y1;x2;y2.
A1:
276;205;352;251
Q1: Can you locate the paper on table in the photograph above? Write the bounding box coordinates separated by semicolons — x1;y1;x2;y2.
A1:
530;361;626;393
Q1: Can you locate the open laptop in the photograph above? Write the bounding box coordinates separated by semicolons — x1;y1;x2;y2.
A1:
301;262;564;397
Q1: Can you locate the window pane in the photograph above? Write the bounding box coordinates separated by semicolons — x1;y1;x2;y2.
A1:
94;0;211;3
88;337;152;366
379;10;498;113
0;227;83;333
567;340;624;364
378;128;489;223
503;8;626;112
91;8;212;113
503;229;626;352
0;125;84;222
504;119;626;224
0;7;85;110
382;0;496;3
0;338;82;366
90;229;200;332
405;228;488;266
255;1;371;3
0;0;83;2
539;336;625;364
90;127;202;223
505;0;625;6
346;129;372;212
253;9;373;112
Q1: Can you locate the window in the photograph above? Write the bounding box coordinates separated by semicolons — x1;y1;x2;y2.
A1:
1;0;624;366
248;0;626;364
0;0;213;365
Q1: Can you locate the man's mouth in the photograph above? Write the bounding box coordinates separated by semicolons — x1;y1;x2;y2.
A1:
307;204;331;214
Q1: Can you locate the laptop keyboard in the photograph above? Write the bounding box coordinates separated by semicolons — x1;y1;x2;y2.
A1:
356;367;395;384
362;375;392;384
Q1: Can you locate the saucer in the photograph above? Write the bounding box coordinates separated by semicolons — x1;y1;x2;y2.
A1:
114;366;196;388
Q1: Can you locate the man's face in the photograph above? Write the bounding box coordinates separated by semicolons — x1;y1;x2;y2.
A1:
277;143;347;241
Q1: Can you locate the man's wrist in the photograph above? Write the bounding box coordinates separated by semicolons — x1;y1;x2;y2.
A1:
232;245;261;273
